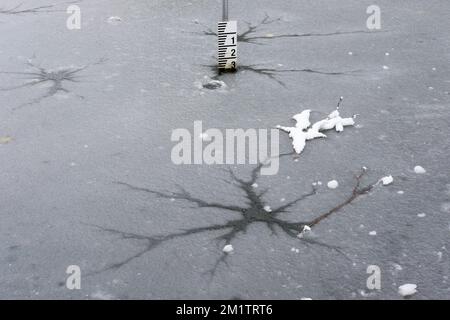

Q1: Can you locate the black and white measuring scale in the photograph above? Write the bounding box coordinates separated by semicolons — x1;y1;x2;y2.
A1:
218;0;237;70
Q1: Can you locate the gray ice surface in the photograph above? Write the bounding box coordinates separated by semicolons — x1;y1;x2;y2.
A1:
0;0;449;299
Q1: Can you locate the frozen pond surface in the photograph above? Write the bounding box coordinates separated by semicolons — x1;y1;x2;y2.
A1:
0;0;449;299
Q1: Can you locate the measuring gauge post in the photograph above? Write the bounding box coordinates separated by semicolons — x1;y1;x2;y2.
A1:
218;20;237;71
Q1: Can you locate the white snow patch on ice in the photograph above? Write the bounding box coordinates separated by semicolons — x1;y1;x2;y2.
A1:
264;206;272;213
380;175;394;186
107;16;122;25
414;166;426;174
276;106;355;154
223;244;234;253
398;284;417;297
327;180;339;189
417;213;426;218
369;231;377;236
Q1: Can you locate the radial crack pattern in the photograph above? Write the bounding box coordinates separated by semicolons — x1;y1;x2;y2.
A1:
195;13;383;45
0;57;106;110
203;63;358;87
89;162;381;276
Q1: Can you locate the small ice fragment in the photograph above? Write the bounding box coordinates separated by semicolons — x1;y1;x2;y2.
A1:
369;231;377;236
414;166;426;174
398;284;417;297
251;183;258;188
107;16;122;25
380;175;394;185
317;181;322;186
385;52;390;56
428;86;434;90
265;33;274;38
264;206;272;213
397;190;404;195
417;213;426;218
223;244;234;253
301;297;312;300
432;67;436;71
348;52;353;55
280;198;285;202
382;65;389;70
327;180;339;189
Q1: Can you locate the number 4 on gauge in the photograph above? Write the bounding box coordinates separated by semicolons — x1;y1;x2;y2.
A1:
218;20;237;70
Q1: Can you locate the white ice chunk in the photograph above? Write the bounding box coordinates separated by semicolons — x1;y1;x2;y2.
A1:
398;284;417;297
223;244;234;253
327;180;339;189
380;175;394;185
414;166;426;174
